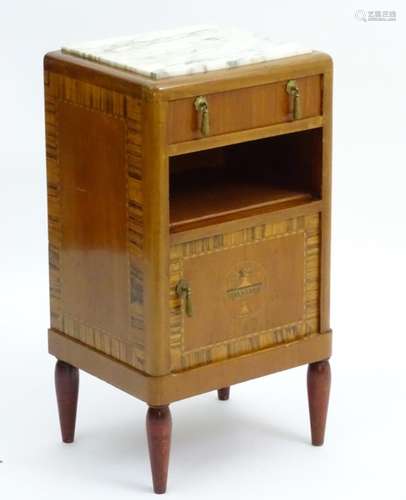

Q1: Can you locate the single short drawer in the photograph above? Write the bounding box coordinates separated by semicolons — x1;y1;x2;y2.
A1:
167;75;322;144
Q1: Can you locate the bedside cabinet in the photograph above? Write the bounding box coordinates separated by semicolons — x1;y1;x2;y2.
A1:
44;26;332;494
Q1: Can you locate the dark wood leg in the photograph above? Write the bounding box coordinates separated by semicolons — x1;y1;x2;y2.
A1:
217;387;230;401
307;359;331;446
146;406;172;494
55;360;79;443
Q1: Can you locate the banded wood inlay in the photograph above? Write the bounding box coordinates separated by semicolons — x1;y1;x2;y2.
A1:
126;92;145;362
45;81;62;332
45;71;145;370
169;214;320;371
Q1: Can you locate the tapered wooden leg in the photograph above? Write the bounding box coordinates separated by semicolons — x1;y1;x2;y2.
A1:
55;360;79;443
217;387;230;401
146;406;172;494
307;359;331;446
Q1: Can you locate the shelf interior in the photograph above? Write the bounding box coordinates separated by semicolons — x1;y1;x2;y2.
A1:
169;128;322;232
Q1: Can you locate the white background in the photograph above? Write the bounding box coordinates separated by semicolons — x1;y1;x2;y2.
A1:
1;1;405;498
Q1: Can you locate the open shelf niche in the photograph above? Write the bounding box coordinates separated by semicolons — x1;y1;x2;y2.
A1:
169;128;323;232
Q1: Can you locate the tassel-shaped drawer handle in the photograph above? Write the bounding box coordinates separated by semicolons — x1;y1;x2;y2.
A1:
286;80;301;120
194;96;210;136
176;279;193;317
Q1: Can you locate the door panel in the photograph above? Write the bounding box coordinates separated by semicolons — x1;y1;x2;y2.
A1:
169;214;320;371
182;233;304;351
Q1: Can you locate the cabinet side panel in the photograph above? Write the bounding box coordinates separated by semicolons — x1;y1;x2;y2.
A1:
45;70;145;370
58;101;129;342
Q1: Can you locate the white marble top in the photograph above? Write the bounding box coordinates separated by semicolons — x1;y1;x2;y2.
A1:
62;25;313;80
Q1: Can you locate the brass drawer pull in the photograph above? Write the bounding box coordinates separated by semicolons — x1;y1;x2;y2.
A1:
176;279;193;317
286;79;301;120
194;96;210;136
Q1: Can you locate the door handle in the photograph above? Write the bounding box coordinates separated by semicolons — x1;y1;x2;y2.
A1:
176;279;193;317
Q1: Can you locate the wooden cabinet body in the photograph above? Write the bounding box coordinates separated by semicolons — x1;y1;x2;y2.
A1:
45;50;332;406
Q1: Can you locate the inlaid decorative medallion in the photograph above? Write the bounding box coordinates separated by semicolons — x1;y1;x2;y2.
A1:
225;261;265;318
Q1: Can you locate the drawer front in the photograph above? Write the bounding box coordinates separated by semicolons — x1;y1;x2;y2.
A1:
169;214;320;371
167;75;322;144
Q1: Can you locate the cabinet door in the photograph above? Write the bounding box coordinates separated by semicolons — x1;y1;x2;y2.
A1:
169;214;320;371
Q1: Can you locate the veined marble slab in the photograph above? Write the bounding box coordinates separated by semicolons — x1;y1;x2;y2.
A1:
62;25;313;80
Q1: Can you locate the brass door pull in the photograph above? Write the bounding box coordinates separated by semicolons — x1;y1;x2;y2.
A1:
176;279;193;317
194;96;210;136
286;80;301;120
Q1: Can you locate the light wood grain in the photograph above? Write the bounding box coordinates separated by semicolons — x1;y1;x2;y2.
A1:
49;328;332;405
169;214;320;371
167;116;324;156
44;49;333;385
141;98;171;375
319;69;333;333
45;71;146;371
167;75;321;144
